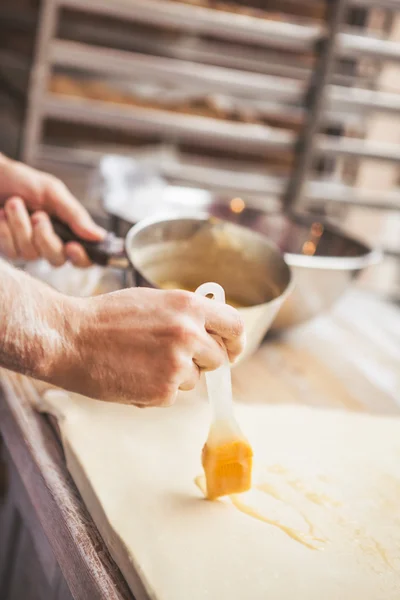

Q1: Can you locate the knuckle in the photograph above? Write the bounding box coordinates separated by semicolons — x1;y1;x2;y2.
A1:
33;193;45;211
46;174;67;196
27;180;46;210
167;348;186;375
230;311;245;338
170;289;197;312
169;319;189;342
45;173;61;188
169;320;198;349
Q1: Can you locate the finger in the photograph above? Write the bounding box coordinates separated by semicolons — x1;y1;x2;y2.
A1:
193;332;226;372
64;242;92;268
179;360;201;392
4;197;39;260
0;208;18;259
43;176;106;241
201;298;246;363
31;211;66;267
158;388;179;408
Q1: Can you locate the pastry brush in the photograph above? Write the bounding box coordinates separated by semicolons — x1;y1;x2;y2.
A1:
195;282;253;500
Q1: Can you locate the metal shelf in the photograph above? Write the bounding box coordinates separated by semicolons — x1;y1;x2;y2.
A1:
50;40;400;128
50;40;400;126
50;40;400;121
50;40;305;104
35;143;284;211
59;19;314;82
43;93;295;154
307;181;400;212
324;109;365;128
316;135;400;163
159;157;286;199
57;17;367;88
56;0;323;52
350;0;399;10
35;142;400;214
338;31;400;62
22;0;400;285
283;0;347;211
38;142;286;196
328;85;400;115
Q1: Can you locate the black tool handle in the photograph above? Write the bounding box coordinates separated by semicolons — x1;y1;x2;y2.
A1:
51;217;125;267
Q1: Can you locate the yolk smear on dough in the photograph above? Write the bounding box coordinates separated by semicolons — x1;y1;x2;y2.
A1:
255;482;325;542
228;494;321;550
344;523;395;573
369;538;395;571
286;478;341;508
194;473;324;551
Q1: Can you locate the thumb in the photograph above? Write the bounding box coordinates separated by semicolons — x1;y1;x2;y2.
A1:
44;177;106;241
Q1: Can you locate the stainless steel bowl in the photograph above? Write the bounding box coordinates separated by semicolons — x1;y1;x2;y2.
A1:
112;208;381;331
249;212;382;331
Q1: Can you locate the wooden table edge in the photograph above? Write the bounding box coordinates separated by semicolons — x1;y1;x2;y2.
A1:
0;369;135;600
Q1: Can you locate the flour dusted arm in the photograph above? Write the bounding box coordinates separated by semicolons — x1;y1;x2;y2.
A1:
0;258;75;382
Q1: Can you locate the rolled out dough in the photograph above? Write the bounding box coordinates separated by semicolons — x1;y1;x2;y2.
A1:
39;390;400;600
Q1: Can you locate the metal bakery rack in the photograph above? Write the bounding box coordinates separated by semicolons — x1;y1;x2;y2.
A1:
2;0;400;297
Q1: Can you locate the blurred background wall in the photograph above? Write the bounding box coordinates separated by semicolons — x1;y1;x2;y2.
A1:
0;0;399;301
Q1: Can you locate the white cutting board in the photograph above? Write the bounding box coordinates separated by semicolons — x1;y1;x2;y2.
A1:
39;385;400;600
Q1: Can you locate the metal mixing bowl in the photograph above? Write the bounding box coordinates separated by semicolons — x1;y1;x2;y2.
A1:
249;212;382;331
111;207;381;332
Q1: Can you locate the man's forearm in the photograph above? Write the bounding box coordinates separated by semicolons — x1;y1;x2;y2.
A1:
0;259;75;381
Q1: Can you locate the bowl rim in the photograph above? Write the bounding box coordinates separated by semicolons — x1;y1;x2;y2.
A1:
125;212;293;303
284;248;382;270
283;214;382;271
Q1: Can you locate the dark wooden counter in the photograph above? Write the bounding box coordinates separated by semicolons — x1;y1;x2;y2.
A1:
0;374;134;600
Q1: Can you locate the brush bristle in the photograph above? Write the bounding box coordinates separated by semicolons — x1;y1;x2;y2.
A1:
202;439;253;500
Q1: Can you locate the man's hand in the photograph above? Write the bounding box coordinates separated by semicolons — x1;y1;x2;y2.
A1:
0;154;105;267
60;288;244;406
0;261;245;407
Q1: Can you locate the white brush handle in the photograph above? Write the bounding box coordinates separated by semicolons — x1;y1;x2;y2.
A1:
205;358;235;423
195;283;235;424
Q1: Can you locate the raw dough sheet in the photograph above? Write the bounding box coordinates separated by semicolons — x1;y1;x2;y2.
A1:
39;388;400;600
